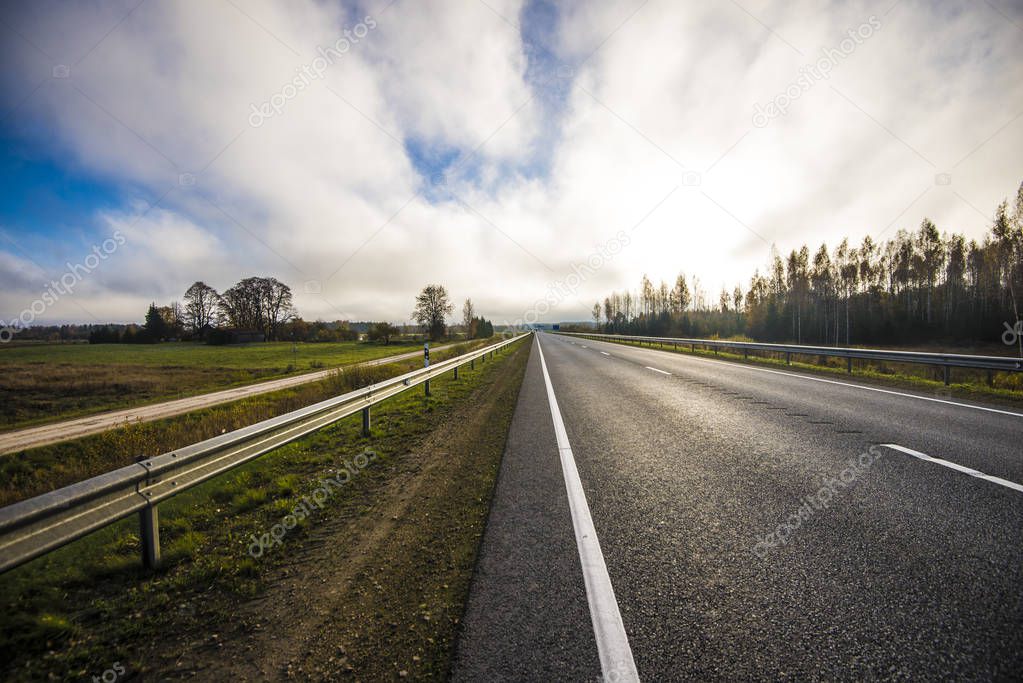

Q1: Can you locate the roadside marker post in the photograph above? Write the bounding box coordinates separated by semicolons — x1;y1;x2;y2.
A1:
424;342;431;396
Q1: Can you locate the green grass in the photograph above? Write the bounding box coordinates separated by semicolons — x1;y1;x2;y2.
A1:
0;339;440;432
0;339;430;369
0;336;530;681
0;340;490;507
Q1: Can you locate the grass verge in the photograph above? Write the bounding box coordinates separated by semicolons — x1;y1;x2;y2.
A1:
575;335;1023;406
0;335;531;681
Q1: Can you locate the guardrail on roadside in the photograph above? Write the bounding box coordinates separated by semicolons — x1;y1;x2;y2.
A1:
558;331;1023;384
0;333;530;574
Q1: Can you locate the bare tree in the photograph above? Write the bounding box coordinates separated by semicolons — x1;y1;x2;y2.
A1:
183;281;220;337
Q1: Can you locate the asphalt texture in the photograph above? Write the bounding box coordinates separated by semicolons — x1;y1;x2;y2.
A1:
454;332;1023;681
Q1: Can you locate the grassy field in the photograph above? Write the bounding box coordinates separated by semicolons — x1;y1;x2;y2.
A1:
0;340;491;507
582;335;1023;404
0;340;431;432
0;336;531;681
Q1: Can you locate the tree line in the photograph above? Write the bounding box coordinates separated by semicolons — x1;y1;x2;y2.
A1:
593;181;1023;347
88;277;298;343
86;281;494;345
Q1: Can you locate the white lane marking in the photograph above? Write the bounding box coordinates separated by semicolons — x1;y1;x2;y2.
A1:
591;338;1023;419
581;345;588;348
535;339;639;682
645;366;671;376
881;444;1023;493
601;351;611;356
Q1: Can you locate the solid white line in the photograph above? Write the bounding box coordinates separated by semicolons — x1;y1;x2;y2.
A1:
595;339;1023;419
601;351;611;356
535;339;639;682
645;366;671;376
881;444;1023;493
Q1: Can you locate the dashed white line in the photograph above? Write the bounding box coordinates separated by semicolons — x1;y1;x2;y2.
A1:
645;366;671;376
592;338;1023;419
581;345;588;348
535;339;639;682
882;444;1023;493
600;351;610;356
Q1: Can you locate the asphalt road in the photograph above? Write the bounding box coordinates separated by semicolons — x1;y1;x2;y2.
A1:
454;332;1023;681
0;343;456;455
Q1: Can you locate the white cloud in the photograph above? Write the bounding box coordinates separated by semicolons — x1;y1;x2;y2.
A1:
1;0;1021;325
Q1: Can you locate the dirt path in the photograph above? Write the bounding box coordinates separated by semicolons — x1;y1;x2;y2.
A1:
0;343;460;455
155;340;531;680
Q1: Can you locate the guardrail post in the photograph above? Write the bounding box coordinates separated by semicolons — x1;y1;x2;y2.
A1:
743;348;748;360
785;352;791;365
987;370;993;387
362;406;371;436
135;456;161;569
425;378;432;396
847;357;853;374
471;358;475;370
943;366;950;386
140;504;161;569
454;365;459;380
691;343;695;352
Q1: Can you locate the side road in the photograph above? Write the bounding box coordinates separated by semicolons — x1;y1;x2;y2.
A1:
0;342;458;455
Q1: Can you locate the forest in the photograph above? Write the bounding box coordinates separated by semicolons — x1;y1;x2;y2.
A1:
595;182;1023;349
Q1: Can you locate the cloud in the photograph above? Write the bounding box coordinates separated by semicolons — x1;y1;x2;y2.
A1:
0;0;1021;326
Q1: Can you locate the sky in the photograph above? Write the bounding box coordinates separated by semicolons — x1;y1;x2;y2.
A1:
0;0;1021;328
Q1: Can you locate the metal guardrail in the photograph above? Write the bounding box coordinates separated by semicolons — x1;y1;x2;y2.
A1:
559;332;1023;383
0;333;530;574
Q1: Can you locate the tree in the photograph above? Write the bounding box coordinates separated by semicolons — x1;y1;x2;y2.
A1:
671;273;691;314
184;281;220;337
592;302;602;325
157;303;185;339
143;302;168;342
368;322;400;344
469;316;493;338
413;284;454;341
462;298;475;332
219;276;296;340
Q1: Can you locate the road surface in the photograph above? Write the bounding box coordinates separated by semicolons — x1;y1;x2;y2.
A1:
454;332;1022;681
0;342;456;455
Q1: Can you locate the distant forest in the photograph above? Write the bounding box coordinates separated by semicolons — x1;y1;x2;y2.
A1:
595;182;1023;348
